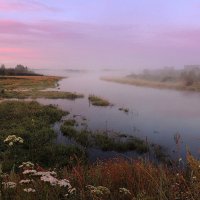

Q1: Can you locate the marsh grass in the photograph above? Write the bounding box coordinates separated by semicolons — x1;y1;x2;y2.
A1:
119;107;129;113
94;133;148;153
88;95;111;106
61;119;149;153
0;101;86;171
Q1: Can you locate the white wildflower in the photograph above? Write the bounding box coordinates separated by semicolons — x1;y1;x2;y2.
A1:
119;187;131;196
23;188;36;193
19;179;32;184
87;185;110;196
9;142;13;146
40;174;58;186
19;161;34;169
23;170;37;175
4;135;24;146
58;179;71;188
34;171;57;177
2;181;16;189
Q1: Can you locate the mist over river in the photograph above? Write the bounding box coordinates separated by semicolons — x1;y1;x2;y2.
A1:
35;69;200;160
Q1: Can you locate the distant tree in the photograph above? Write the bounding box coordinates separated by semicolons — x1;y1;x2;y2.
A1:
15;64;27;72
181;69;198;86
0;64;6;75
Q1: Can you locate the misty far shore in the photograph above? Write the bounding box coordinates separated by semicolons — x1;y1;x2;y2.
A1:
102;66;200;92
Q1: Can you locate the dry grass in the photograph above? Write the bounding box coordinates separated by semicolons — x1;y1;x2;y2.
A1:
2;154;200;200
0;76;62;90
0;76;84;99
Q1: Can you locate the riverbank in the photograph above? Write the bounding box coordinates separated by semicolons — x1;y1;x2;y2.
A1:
102;76;200;92
0;76;84;99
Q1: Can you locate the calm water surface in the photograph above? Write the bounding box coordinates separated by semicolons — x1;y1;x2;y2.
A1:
36;69;200;160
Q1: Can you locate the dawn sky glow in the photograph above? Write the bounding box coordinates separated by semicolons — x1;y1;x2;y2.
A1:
0;0;200;69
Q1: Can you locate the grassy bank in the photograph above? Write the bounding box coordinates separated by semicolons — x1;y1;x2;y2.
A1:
0;90;84;100
0;76;61;90
102;76;200;92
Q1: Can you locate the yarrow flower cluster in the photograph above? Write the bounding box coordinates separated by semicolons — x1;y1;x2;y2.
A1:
19;179;32;184
23;170;37;175
19;161;34;169
86;185;110;197
23;188;36;193
20;162;76;197
4;135;24;146
119;187;131;196
2;181;16;189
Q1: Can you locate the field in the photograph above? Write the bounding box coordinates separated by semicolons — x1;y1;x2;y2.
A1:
0;76;84;100
1;76;200;200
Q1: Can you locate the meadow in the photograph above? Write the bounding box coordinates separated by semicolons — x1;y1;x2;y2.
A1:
0;73;200;200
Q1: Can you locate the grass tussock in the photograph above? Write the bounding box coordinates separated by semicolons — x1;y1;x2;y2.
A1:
88;95;111;106
119;107;129;113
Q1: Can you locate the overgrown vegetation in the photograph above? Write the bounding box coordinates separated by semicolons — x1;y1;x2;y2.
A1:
1;154;200;200
0;101;86;171
88;95;111;106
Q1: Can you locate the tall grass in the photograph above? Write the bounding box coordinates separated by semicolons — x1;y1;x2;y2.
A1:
1;153;200;199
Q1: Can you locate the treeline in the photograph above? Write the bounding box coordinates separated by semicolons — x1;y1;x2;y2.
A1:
128;66;200;86
0;64;41;76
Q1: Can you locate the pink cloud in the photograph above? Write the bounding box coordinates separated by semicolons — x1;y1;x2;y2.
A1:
1;18;200;68
0;0;61;12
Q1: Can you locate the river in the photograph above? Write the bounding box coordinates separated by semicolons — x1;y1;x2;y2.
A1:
36;69;200;160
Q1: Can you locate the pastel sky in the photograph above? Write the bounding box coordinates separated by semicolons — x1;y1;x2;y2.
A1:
0;0;200;69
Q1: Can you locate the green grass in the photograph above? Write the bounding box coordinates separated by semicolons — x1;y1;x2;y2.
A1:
0;101;86;171
63;119;77;126
94;133;148;153
88;95;111;106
